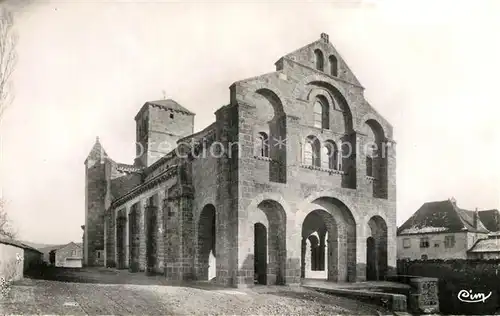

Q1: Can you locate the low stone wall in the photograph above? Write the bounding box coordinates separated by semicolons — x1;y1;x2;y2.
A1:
308;286;407;312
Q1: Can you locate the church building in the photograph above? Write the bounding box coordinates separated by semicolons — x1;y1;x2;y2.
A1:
84;33;397;287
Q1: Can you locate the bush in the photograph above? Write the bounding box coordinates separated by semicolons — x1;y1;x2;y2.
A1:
398;259;500;315
129;262;139;273
0;255;23;299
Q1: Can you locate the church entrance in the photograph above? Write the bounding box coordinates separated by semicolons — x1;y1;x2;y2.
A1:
254;223;267;285
366;237;377;280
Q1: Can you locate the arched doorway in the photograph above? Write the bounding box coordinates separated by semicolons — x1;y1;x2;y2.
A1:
254;223;267;285
197;204;216;280
366;216;388;280
116;211;127;270
253;199;287;285
301;197;357;282
301;209;334;280
366;237;376;280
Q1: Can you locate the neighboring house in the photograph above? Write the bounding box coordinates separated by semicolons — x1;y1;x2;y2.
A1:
0;238;43;281
477;209;500;232
39;244;65;264
397;198;493;260
50;242;83;268
467;233;500;259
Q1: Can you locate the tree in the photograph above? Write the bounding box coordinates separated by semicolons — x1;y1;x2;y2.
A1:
0;5;17;118
0;199;15;238
0;4;17;239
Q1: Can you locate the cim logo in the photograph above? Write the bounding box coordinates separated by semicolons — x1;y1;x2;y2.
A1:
457;289;492;303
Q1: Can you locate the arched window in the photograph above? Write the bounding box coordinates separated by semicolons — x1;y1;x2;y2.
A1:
304;142;313;166
366;145;375;177
314;49;324;71
321;146;330;169
255;132;269;158
366;156;373;177
329;55;338;76
304;136;320;167
313;101;323;128
313;97;329;129
323;141;339;170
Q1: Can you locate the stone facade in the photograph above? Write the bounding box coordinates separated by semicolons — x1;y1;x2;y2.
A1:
84;33;397;287
53;242;83;268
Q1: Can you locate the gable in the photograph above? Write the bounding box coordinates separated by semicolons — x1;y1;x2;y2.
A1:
55;242;80;253
281;33;361;87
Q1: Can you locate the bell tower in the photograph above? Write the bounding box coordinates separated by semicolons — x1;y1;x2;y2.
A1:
134;99;195;167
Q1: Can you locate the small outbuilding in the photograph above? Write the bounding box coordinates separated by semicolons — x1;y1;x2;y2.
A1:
0;237;43;281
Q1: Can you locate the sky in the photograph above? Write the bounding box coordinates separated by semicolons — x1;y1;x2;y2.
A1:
0;0;499;244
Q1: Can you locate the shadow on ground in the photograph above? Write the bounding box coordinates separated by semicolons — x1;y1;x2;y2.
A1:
261;289;387;314
23;265;226;291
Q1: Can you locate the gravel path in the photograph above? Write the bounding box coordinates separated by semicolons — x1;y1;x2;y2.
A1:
1;279;391;315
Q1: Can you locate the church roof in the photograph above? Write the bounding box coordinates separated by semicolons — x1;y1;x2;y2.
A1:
146;99;195;115
397;199;490;235
116;163;143;174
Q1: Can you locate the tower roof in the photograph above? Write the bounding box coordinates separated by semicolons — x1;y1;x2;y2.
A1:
84;136;108;164
146;99;195;115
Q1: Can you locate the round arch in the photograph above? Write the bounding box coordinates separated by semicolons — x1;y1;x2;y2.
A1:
196;204;216;281
366;215;388;281
250;199;288;285
297;195;357;282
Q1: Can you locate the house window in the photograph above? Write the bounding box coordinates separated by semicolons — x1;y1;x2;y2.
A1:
97;251;100;259
434;242;440;248
445;235;455;248
403;238;411;248
255;132;269;158
170;113;174;119
329;55;338;76
71;250;76;256
421;254;428;260
314;49;324;71
420;237;430;248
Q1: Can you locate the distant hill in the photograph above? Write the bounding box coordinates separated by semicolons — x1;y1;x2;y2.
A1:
20;241;80;251
19;241;59;250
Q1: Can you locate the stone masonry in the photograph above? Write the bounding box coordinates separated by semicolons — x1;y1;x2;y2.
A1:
84;33;397;287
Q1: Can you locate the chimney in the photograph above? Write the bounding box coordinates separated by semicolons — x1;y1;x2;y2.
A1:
474;208;478;229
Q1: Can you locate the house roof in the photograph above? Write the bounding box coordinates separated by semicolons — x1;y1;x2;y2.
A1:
44;242;82;254
397;199;490;235
468;238;500;253
477;209;500;232
0;237;43;253
147;99;195;115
